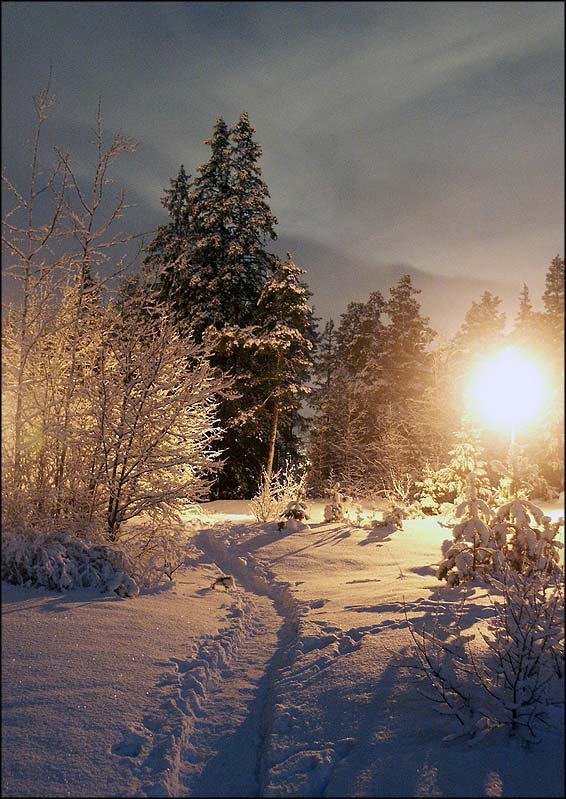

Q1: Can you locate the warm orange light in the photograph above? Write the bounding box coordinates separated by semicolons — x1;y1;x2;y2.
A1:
467;348;548;438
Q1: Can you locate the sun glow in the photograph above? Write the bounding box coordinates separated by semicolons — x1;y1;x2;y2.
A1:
467;348;548;438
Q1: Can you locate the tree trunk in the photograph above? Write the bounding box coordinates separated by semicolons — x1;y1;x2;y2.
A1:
266;399;280;484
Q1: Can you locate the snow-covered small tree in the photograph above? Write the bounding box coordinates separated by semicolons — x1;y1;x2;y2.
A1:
414;418;491;515
323;480;348;522
279;499;310;532
475;570;564;740
437;473;503;586
409;568;564;742
84;302;227;540
250;461;307;523
493;497;563;576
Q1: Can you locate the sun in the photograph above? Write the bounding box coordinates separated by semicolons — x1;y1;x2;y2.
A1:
467;347;548;439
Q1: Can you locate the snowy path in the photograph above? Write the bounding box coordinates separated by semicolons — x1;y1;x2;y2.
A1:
3;501;563;797
124;527;304;798
178;591;281;797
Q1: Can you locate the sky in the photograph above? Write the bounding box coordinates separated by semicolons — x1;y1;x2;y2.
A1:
2;1;564;335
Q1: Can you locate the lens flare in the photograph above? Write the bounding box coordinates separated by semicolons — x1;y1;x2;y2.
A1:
467;348;547;434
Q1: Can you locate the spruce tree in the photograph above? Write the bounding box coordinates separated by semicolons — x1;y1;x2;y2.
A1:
510;283;549;360
252;254;317;480
144;114;297;498
308;292;386;494
381;275;435;402
229;112;278;321
335;290;385;375
540;255;565;491
308;320;340;490
379;275;436;476
186;117;235;336
455;291;506;357
143;164;193;316
208;114;281;497
542;254;565;327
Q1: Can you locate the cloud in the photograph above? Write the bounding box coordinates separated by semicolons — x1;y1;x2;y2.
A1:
274;233;526;336
2;2;563;333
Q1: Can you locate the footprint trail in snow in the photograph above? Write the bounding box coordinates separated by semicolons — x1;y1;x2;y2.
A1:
178;590;282;797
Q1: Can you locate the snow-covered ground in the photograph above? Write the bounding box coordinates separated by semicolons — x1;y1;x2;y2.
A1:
2;500;564;797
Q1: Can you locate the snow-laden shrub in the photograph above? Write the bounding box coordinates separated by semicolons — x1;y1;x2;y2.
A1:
478;571;564;738
250;463;306;523
323;480;348;522
346;501;367;528
493;499;563;576
491;453;556;504
121;519;196;588
382;470;415;509
278;499;309;529
1;531;139;596
414;421;492;516
370;506;406;531
437;473;503;587
409;569;564;742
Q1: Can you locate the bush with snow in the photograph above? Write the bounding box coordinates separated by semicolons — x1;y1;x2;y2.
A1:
250;463;307;523
278;499;310;531
437;473;503;587
493;498;563;576
370;506;406;531
409;569;564;742
1;531;139;596
120;518;197;588
414;421;492;517
323;481;348;522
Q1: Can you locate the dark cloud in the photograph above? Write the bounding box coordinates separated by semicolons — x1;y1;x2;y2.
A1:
2;2;563;332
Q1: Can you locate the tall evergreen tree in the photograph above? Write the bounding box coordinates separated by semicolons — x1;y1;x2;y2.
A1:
542;254;565;320
251;254;317;480
186;117;235;336
454;290;506;357
143;164;193;315
308;320;340;490
229;112;278;321
381;275;436;403
378;274;437;477
511;283;544;356
542;254;565;352
144;114;309;498
335;291;385;375
540;255;565;491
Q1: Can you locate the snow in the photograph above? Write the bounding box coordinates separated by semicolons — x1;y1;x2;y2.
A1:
2;499;564;797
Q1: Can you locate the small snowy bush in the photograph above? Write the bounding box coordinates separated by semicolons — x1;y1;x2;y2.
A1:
278;499;310;531
121;519;195;588
1;531;139;596
493;498;563;576
414;421;492;516
323;481;347;522
437;473;503;587
409;569;564;742
346;501;367;528
250;463;307;523
371;506;406;530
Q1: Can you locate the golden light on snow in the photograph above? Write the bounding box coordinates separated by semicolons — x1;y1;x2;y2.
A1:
467;348;548;441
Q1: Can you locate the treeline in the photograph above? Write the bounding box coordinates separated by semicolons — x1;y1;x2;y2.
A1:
309;262;565;498
2;89;564;548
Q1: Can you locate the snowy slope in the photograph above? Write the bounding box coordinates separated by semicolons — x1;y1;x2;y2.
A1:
2;500;564;797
